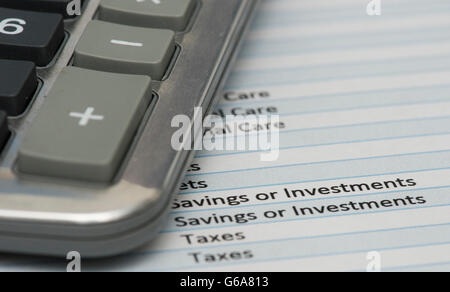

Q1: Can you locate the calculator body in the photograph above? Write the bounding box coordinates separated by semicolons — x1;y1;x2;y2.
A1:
0;0;258;257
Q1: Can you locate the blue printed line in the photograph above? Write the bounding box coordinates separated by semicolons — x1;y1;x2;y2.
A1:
186;150;450;179
239;31;450;59
172;185;450;215
181;166;450;195
161;202;450;234
195;115;450;158
213;97;450;122
251;0;448;28
234;52;450;76
267;98;450;117
383;260;450;272
228;59;450;87
197;114;450;146
225;67;450;90
194;114;450;157
156;240;450;272
196;106;450;145
218;83;450;107
195;131;450;159
142;221;450;255
250;7;450;31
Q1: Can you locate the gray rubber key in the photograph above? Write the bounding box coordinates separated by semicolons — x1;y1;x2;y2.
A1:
18;67;152;182
98;0;195;30
73;20;175;80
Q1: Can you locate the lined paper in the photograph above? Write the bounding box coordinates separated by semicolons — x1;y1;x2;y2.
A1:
144;0;450;272
2;0;450;271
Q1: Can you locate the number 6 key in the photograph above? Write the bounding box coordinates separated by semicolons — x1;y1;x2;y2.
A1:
0;8;64;66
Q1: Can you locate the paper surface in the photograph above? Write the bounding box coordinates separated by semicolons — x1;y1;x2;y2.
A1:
3;0;450;271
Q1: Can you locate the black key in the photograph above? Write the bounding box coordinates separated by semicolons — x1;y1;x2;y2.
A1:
0;0;84;18
0;8;64;66
0;60;37;116
0;111;9;151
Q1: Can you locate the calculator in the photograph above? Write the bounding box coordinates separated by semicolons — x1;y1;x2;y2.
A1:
0;0;258;257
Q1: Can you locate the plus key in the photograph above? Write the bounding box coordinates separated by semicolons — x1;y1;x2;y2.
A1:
18;67;152;182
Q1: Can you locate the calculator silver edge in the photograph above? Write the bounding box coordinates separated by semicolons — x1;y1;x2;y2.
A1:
0;0;259;257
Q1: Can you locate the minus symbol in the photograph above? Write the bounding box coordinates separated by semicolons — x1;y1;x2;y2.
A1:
110;39;143;47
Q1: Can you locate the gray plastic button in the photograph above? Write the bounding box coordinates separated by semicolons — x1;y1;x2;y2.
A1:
99;0;195;31
73;20;175;80
18;67;152;182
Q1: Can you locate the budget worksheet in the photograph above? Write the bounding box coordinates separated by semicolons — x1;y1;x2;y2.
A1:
3;0;450;271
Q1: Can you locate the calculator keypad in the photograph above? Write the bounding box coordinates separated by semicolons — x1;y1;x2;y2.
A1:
0;0;197;182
